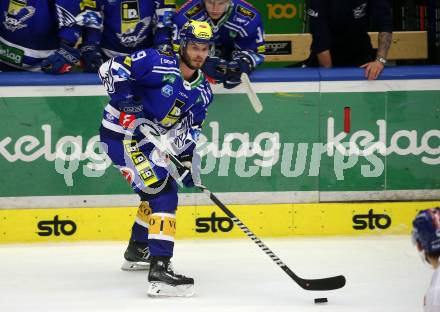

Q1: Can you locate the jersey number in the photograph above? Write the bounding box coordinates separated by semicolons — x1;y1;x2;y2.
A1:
256;27;264;44
132;51;147;61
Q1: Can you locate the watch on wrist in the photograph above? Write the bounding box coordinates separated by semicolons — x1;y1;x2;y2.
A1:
376;56;387;65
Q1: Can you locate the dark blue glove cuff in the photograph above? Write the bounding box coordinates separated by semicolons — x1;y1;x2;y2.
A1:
202;57;228;83
80;45;103;73
41;42;80;74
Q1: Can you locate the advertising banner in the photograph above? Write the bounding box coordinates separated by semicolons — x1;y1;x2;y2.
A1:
1;201;439;243
0;81;439;203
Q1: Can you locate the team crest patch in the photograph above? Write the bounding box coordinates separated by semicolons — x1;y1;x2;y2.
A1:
184;3;202;19
236;5;255;20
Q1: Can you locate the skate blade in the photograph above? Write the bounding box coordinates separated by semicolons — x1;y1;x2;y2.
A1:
147;282;195;297
121;260;150;271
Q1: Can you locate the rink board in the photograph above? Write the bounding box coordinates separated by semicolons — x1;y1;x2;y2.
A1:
0;67;440;207
1;201;439;243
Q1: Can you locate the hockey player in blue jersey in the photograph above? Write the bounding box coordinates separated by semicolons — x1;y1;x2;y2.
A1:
0;0;82;73
79;0;176;73
174;0;265;89
98;20;214;297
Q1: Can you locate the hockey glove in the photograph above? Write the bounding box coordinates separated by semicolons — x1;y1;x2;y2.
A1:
223;60;242;89
231;50;255;74
202;56;228;84
117;98;144;130
41;41;80;74
80;45;103;73
176;152;202;188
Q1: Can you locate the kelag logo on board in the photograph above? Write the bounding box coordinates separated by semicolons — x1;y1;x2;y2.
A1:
195;212;234;233
37;215;77;236
352;209;391;230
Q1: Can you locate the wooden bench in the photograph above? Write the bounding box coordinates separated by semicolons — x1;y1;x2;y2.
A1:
264;31;428;62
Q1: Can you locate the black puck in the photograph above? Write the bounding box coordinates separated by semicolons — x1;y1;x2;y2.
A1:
314;297;328;304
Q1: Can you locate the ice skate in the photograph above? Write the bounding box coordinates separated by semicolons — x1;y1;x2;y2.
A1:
147;257;194;297
121;239;150;271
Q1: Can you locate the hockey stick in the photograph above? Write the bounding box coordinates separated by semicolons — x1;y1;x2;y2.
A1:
140;127;346;291
242;73;263;114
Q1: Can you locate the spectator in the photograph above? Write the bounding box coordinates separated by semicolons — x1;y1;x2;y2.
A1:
306;0;393;80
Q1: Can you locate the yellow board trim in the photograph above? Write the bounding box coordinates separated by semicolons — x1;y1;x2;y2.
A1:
1;201;439;243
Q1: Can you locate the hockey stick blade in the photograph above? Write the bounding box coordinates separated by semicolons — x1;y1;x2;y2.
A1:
242;73;263;114
282;265;346;291
140;126;346;291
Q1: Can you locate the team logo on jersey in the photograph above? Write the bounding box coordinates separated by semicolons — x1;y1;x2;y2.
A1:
184;3;202;19
236;5;255;20
161;85;174;97
3;0;35;32
117;1;151;47
171;115;193;149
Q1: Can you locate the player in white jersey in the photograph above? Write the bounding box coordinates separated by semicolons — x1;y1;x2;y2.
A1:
412;207;440;312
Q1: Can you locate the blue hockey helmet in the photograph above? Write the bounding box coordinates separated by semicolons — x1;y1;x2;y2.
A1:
179;20;214;47
412;207;440;255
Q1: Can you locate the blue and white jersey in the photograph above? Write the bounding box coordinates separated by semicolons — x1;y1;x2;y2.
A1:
99;48;213;157
174;0;265;62
0;0;81;71
82;0;175;58
425;266;440;312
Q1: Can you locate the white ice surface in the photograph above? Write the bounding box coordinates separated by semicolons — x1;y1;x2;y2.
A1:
0;236;431;312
